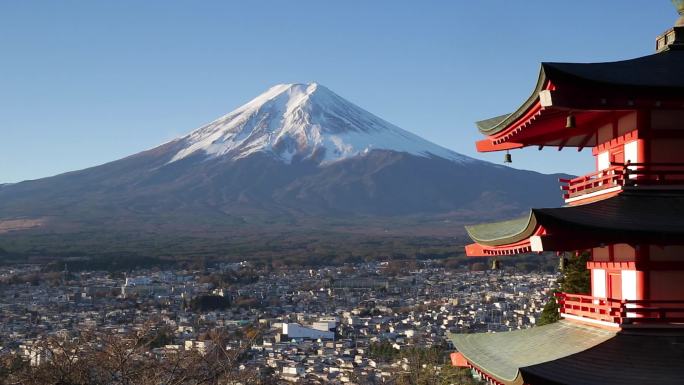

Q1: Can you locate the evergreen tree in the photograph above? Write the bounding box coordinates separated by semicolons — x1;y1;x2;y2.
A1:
538;295;560;326
558;252;591;294
538;252;590;326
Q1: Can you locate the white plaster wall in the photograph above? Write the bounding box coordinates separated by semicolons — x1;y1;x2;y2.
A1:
624;141;638;163
592;269;606;298
597;152;610;171
622;270;638;317
624;140;638;179
621;270;637;301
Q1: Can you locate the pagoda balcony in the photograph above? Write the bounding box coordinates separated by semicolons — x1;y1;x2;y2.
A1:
559;162;684;203
555;292;684;327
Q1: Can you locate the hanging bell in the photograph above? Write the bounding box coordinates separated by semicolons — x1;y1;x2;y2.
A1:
566;113;576;129
504;150;512;164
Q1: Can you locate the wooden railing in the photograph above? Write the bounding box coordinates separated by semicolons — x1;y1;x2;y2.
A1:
620;162;684;186
555;292;684;326
559;166;624;200
559;162;684;200
555;292;622;324
618;299;684;324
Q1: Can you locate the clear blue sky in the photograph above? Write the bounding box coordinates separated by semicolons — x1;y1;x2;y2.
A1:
0;1;677;183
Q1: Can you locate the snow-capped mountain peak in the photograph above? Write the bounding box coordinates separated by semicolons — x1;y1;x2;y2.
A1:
169;82;473;165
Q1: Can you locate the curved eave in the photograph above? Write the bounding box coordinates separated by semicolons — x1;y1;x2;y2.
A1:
474;107;608;153
474;50;684;152
465;212;538;247
464;191;684;257
476;66;550;136
464;212;543;257
449;321;616;385
465;239;536;257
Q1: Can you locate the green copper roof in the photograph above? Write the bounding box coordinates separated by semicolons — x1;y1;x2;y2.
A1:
475;113;511;132
475;67;544;135
465;212;536;247
465;191;684;248
449;321;616;384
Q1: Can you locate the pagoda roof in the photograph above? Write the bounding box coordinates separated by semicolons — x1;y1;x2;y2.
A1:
521;329;684;385
465;190;684;255
451;322;684;385
477;50;684;137
542;50;684;89
474;49;684;152
465;213;537;247
449;321;616;384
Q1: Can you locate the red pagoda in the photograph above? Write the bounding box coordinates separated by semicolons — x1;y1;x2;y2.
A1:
450;3;684;385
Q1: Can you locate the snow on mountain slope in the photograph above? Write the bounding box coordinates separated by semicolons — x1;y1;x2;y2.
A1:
169;83;475;165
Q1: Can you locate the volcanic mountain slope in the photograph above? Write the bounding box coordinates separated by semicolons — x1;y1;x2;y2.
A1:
0;83;565;258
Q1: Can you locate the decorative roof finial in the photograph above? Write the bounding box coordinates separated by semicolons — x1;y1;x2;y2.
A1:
674;0;684;26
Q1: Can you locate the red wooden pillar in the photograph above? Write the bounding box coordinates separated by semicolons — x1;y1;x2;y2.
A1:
635;244;649;300
635;270;647;300
636;109;650;164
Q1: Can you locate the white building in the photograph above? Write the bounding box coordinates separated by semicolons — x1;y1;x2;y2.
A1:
282;366;305;382
184;340;214;355
312;320;336;333
282;323;334;340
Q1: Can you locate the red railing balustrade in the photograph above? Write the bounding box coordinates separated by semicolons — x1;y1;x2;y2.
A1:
559;162;684;200
555;292;684;326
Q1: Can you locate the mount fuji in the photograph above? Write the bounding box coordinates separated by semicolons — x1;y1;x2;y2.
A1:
170;83;471;165
0;83;565;259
